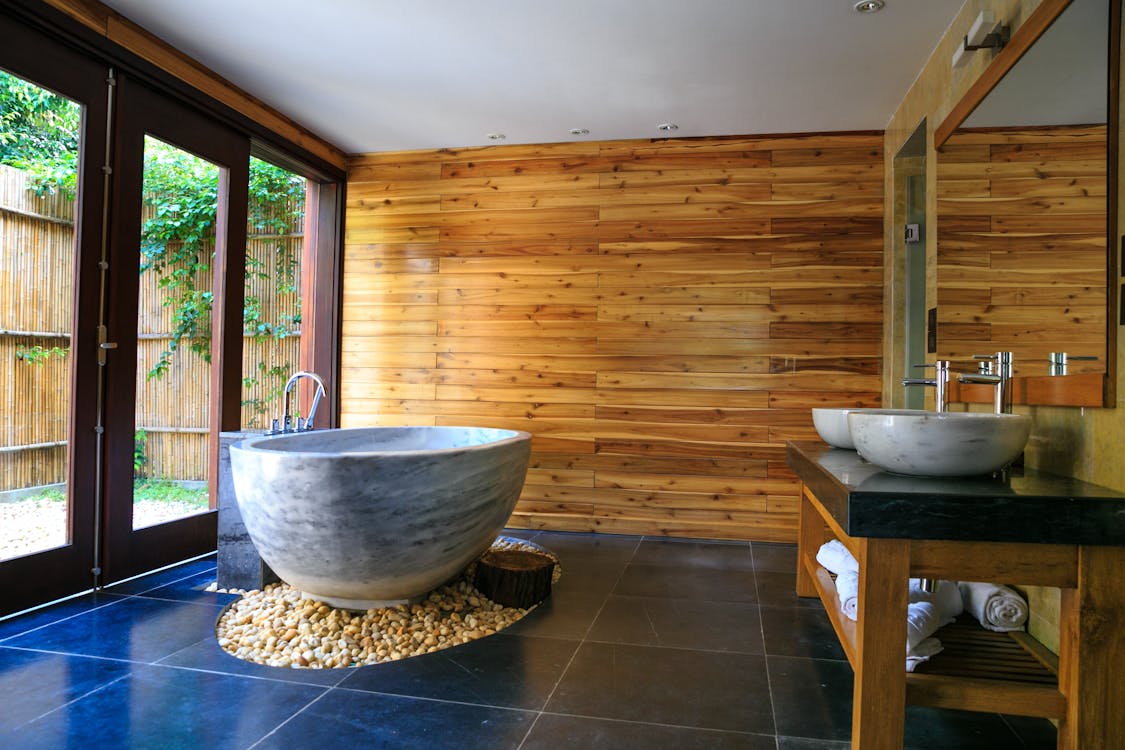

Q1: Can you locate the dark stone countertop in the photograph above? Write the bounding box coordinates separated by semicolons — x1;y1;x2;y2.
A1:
786;441;1125;546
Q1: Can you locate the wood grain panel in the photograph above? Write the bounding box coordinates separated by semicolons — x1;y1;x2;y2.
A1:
343;132;883;541
937;126;1107;373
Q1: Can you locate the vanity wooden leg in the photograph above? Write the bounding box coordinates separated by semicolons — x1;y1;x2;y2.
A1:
796;484;825;598
851;537;910;750
1057;545;1125;750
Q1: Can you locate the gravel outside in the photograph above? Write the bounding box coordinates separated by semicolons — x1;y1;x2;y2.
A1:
1;496;208;562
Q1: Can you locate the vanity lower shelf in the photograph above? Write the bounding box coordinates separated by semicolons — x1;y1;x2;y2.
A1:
787;440;1125;749
801;550;1065;719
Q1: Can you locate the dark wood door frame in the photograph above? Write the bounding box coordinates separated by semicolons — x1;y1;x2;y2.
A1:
100;73;249;584
0;12;109;616
1;4;346;614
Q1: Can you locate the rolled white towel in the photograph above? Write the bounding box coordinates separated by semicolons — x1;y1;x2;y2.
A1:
907;601;956;652
909;579;964;619
816;539;858;576
958;581;1028;632
906;636;943;672
835;569;859;621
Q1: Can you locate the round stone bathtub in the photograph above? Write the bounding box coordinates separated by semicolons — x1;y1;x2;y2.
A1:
229;426;531;609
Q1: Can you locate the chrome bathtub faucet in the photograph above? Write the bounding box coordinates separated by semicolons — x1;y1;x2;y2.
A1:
270;371;328;434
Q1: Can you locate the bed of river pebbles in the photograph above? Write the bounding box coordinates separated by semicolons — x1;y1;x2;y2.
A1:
211;537;560;669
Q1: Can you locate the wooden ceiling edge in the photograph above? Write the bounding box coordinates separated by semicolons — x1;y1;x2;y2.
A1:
934;0;1074;149
41;0;348;171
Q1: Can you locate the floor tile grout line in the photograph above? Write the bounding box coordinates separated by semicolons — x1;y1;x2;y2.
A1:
0;643;158;666
751;541;783;750
532;708;781;738
149;645;354;689
513;534;639;750
581;634;766;657
101;557;218;598
244;688;333;750
14;672;131;732
0;596;133;644
128;593;236;608
513;712;545;750
329;684;544;717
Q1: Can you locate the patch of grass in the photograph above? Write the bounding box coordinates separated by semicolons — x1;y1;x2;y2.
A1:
22;487;66;503
133;479;208;507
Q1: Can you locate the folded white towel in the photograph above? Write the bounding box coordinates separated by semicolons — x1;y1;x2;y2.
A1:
909;579;964;619
816;540;858;576
906;636;943;672
907;601;956;652
958;581;1028;632
835;569;859;621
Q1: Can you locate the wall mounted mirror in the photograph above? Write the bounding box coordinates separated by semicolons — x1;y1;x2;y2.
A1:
935;0;1116;406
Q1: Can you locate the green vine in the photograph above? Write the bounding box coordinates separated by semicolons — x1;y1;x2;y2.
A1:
14;345;69;365
2;72;305;415
241;362;292;418
138;146;304;383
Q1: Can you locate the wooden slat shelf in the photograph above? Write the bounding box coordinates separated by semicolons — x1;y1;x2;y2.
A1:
805;548;1064;715
917;617;1058;684
799;495;1069;724
791;441;1125;747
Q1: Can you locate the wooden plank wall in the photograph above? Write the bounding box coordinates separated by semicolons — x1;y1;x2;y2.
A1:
342;133;884;542
937;125;1107;374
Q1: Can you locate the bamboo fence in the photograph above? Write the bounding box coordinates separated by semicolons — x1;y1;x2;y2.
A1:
0;164;302;491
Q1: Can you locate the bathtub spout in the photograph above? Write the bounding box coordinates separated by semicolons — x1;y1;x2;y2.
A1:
276;371;328;433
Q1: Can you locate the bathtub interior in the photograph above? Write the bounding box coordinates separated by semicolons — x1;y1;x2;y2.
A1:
243;426;525;455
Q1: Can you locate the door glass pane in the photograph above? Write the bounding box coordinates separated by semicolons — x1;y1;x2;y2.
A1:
241;158;306;430
0;69;79;560
133;135;217;529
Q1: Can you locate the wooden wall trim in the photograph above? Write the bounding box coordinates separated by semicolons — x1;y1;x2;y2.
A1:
37;0;347;171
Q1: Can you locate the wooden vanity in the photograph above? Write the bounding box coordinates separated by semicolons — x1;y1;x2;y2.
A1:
787;442;1125;750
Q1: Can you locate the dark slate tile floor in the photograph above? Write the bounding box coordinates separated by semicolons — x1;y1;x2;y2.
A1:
0;533;1058;749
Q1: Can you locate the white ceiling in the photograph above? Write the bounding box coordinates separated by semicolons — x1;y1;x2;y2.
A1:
100;0;967;155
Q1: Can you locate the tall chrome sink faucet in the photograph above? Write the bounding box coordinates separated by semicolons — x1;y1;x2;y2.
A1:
957;352;1013;414
271;370;328;434
902;360;951;412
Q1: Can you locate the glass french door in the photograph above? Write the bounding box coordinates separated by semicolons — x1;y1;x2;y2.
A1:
99;75;248;584
0;14;109;615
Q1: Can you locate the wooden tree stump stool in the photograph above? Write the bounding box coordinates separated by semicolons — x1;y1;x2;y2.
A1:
473;549;555;609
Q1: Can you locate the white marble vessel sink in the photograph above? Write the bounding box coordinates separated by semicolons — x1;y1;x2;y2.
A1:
812;408;923;450
847;411;1031;477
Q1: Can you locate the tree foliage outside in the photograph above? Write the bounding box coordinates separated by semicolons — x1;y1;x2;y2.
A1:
0;70;80;197
139;142;305;385
2;70;305;416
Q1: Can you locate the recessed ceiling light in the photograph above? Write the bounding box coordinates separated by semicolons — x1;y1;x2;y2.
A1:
569;128;590;135
486;133;506;141
657;123;679;132
854;0;885;12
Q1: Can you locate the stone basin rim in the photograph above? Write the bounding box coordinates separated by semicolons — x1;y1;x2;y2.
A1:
234;425;532;458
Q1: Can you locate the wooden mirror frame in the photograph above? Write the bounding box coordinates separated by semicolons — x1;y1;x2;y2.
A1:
936;0;1120;408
